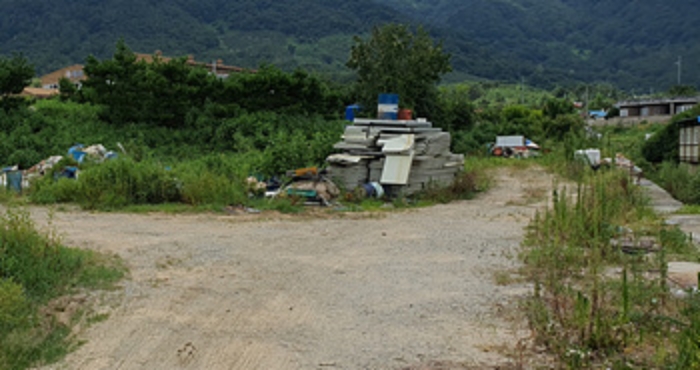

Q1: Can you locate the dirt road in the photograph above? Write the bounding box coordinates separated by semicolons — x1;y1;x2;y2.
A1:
38;168;551;370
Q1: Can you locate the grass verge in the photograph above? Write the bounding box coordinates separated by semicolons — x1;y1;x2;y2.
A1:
0;207;125;370
521;164;700;368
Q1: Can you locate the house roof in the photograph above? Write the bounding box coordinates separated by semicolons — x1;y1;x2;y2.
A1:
38;52;252;91
677;116;700;126
21;87;59;99
136;51;250;73
616;97;700;108
39;64;86;87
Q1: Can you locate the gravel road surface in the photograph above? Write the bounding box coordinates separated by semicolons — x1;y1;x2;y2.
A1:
36;167;551;370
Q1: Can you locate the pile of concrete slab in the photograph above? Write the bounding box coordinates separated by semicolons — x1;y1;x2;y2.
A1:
327;118;464;196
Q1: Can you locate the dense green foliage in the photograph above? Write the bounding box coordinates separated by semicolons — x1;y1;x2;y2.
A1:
0;54;33;112
642;105;700;164
382;0;700;90
0;0;404;80
2;38;585;210
0;54;32;98
347;24;451;117
0;208;123;369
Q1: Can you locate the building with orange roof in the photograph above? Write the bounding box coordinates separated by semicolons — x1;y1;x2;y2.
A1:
38;52;250;93
39;64;86;90
21;87;59;99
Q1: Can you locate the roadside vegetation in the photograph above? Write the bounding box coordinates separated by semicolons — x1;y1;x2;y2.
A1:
0;29;591;213
0;207;124;369
516;112;700;367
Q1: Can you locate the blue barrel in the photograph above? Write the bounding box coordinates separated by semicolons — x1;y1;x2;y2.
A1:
377;93;399;120
6;171;22;193
345;104;360;122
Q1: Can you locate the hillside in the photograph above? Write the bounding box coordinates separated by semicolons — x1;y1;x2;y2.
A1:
2;0;699;90
380;0;700;90
0;0;506;83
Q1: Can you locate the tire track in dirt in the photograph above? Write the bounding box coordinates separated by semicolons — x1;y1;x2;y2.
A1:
36;167;553;370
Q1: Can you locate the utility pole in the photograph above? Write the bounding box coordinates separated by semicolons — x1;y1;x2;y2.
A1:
675;55;682;85
519;76;524;105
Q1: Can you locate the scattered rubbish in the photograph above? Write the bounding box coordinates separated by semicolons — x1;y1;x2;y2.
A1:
2;143;120;190
361;182;384;198
610;235;659;254
117;142;128;155
611;153;643;183
55;166;79;180
27;155;63;176
68;143;117;164
224;205;262;215
285;179;339;205
68;144;87;163
492;136;540;158
5;170;23;193
327;116;464;196
246;176;267;197
286;167;318;178
574;149;601;168
574;150;642;181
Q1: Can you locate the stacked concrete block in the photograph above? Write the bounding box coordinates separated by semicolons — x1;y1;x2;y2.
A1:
327;118;465;196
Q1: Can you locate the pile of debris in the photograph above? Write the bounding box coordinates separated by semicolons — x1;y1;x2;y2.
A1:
2;143;120;192
491;135;540;158
327;118;464;196
575;149;643;182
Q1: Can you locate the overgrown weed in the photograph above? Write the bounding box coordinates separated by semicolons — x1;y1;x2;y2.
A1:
521;164;700;367
0;207;124;369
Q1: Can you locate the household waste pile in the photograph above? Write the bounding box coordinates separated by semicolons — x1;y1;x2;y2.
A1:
327;118;464;196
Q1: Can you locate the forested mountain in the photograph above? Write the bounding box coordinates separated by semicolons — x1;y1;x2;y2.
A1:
2;0;699;90
380;0;700;90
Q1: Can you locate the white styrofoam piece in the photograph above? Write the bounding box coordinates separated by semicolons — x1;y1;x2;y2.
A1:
495;136;525;147
381;151;415;185
379;134;415;154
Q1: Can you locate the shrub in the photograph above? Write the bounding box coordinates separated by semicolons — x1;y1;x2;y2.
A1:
77;158;180;209
0;280;29;335
0;206;124;369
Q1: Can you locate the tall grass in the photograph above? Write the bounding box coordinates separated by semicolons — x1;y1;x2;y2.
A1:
652;161;700;204
30;155;254;210
522;165;700;367
0;207;124;369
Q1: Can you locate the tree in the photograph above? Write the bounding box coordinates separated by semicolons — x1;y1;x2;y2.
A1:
668;85;697;97
82;39;220;127
0;53;34;111
347;24;451;119
542;97;575;119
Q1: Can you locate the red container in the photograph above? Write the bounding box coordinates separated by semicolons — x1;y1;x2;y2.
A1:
398;109;412;120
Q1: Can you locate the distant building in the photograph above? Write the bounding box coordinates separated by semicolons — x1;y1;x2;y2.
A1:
37;51;251;93
20;87;59;99
679;115;700;164
616;97;699;118
39;64;85;90
134;51;250;78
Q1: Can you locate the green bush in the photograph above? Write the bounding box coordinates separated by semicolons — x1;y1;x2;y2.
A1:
642;105;700;164
0;207;124;369
0;280;30;335
77;158;180;209
0;209;86;299
653;162;700;204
